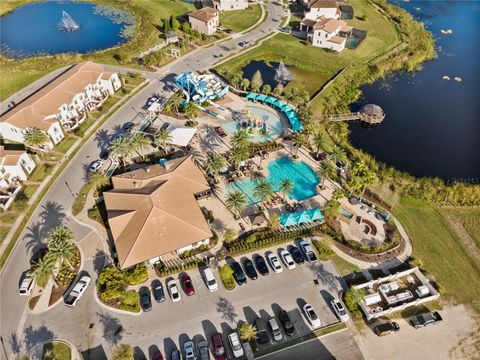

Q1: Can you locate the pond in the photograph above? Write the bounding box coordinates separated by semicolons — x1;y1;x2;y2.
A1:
241;60;291;89
349;1;480;181
0;1;135;59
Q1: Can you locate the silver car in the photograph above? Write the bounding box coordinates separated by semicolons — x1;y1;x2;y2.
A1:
268;318;283;342
184;341;196;360
198;340;209;360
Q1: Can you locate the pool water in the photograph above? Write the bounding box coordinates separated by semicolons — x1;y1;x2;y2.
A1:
227;157;320;205
222;106;284;143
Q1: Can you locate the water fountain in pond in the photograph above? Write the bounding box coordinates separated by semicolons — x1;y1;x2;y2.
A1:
274;60;293;84
57;11;80;33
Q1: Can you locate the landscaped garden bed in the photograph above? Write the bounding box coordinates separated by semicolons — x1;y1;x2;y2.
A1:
42;341;71;360
218;264;236;291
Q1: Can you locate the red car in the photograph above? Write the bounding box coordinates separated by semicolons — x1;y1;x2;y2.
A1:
181;273;195;296
211;332;226;360
151;351;163;360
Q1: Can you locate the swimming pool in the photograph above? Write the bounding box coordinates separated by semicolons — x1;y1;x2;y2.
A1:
222;106;284;143
227;157;320;205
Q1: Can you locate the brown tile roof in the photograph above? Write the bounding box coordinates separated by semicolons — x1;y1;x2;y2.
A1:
314;17;347;33
341;25;353;32
310;0;338;9
300;18;317;28
189;7;218;23
105;155;213;268
0;146;26;167
0;61;113;132
329;35;346;44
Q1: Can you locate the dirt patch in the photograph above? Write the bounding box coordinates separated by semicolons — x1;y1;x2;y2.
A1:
48;286;66;306
28;295;40;310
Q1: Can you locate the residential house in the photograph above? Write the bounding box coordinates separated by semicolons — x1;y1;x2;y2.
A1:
0;62;122;148
189;7;219;35
212;0;248;11
304;0;340;21
0;146;36;209
307;16;352;52
103;155;213;268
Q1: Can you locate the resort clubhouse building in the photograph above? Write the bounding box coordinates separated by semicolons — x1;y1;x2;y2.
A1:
104;155;213;269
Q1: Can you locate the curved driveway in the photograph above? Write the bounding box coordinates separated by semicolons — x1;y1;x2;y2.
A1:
0;2;284;358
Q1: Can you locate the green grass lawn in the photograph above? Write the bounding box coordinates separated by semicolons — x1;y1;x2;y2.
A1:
440;207;480;249
29;163;54;182
0;226;9;245
42;341;71;360
215;0;398;98
220;4;263;33
0;212;17;224
55;136;77;154
394;197;480;315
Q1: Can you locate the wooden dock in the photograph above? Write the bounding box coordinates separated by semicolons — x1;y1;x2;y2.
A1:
314;104;385;125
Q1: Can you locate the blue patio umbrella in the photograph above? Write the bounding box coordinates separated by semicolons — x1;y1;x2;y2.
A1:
265;96;277;106
276;100;286;108
256;94;268;102
272;99;282;108
310;208;324;221
245;93;257;100
280;213;297;227
279;104;290;112
296;210;312;224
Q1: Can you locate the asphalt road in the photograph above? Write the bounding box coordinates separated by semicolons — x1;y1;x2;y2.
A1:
0;1;285;358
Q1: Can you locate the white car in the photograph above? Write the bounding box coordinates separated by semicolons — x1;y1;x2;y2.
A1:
89;160;103;173
64;275;91;307
331;299;349;322
267;253;283;273
279;250;295;270
167;279;181;302
19;276;34;296
303;304;321;329
268;318;283;342
203;267;218;292
228;332;244;358
298;239;318;263
183;340;196;360
147;96;159;107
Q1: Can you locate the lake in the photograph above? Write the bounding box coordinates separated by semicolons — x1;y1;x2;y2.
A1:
349;1;480;181
0;1;135;59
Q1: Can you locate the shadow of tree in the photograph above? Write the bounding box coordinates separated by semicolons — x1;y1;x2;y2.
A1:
97;311;123;346
8;333;21;355
215;297;238;325
308;262;340;293
23;325;55;353
93;249;107;275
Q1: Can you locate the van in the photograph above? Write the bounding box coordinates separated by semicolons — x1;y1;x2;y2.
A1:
203;267;218;292
19;276;34;296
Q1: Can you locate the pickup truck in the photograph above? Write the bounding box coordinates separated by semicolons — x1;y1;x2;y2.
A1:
64;275;91;307
410;311;443;329
298;240;318;263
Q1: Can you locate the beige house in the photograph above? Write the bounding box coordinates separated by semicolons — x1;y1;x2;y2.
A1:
213;0;248;11
188;7;219;35
104;155;213;268
307;16;352;52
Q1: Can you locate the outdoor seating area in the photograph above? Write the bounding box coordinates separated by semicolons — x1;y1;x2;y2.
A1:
245;93;304;132
280;208;324;229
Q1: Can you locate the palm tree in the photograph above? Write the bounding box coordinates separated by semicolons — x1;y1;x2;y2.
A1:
291;133;307;158
317;161;337;187
109;137;131;167
240;78;250;91
130;133;151;160
330;145;348;165
279;178;293;201
253;179;273;209
350;161;377;195
24;128;48;150
239;323;257;342
225;190;247;218
168;92;184;117
312;131;330;158
89;172;110;188
29;255;56;288
154;128;172;152
183;102;200;119
205;154;226;177
231;129;249;149
228;145;249;169
48;236;77;270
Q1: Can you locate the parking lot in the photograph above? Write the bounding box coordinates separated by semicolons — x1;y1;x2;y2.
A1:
98;252;349;359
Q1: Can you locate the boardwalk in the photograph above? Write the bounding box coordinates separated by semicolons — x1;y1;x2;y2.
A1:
314;104;385;125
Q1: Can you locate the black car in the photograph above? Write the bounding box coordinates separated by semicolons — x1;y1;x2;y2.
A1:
374;321;400;336
254;255;269;276
139;286;152;312
99;149;109;160
231;262;247;285
152;279;165;303
242;258;258;280
278;310;296;336
288;246;305;264
255;318;270;345
123;121;135;133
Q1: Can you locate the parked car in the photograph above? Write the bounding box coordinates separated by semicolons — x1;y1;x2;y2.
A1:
279;250;295;270
181;273;195;296
184;341;196;360
147;96;159;107
89;160;103;173
171;349;181;360
374;321;400;336
19;276;34;296
239;41;253;48
242;258;258;280
255;318;270;345
139;286;152;312
288;245;305;264
267;253;283;273
228;332;244;358
122;121;134;133
112;133;125;142
198;340;210;360
330;299;349;322
99;149;109;160
298;240;318;263
211;332;226;360
152;279;165;303
64;275;91;307
268;318;283;342
278;309;296;336
151;350;163;360
224;28;233;34
303;304;321;329
279;27;291;34
254;255;269;276
203;267;218;292
231;262;247;285
411;311;443;329
167;279;181;302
